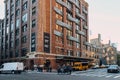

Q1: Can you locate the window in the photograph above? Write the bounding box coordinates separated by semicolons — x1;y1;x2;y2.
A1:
11;0;13;3
32;19;36;27
6;27;9;34
22;2;27;11
10;23;14;31
2;31;4;36
15;39;19;46
67;40;73;46
16;19;20;28
56;2;63;11
66;19;72;26
6;19;9;26
56;14;63;21
55;36;59;42
11;14;14;21
16;9;20;16
76;8;80;13
15;29;19;36
76;24;80;30
10;51;13;58
22;13;27;23
67;50;73;56
5;54;8;58
32;0;36;4
76;34;79;39
6;10;9;16
55;25;63;32
31;33;36;52
67;30;72;36
55;36;63;44
15;50;19;57
10;41;14;48
76;43;80;48
56;25;58;30
75;0;80;7
21;48;27;56
76;52;80;57
67;1;72;9
32;7;36;15
22;24;27;32
11;5;14;12
10;32;14;41
21;36;27;43
5;42;8;49
16;0;20;7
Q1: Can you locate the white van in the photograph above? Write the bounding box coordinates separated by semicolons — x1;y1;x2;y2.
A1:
0;62;24;74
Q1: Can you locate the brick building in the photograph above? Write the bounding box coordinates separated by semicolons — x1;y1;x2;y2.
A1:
90;34;117;65
0;0;92;69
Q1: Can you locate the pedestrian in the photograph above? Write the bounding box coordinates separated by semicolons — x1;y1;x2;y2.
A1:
49;65;52;72
66;64;72;74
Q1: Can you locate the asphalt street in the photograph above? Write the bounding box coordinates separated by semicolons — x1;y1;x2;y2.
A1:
0;69;120;80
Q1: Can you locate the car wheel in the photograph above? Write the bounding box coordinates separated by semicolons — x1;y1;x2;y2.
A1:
18;71;21;74
117;70;119;73
107;70;110;73
11;70;15;74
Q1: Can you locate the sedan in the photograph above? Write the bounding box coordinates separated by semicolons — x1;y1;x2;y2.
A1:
107;65;120;73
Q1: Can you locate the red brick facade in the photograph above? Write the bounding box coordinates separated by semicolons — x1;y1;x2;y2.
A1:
0;0;90;70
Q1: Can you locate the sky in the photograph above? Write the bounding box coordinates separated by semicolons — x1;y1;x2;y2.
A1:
0;0;4;19
85;0;120;50
0;0;120;50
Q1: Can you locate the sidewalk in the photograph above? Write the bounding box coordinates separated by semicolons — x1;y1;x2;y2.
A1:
26;69;93;75
26;70;57;74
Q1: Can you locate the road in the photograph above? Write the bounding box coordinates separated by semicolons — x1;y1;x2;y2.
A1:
72;68;120;80
0;69;120;80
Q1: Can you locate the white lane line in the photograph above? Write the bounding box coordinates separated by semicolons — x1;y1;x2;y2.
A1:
114;75;120;78
98;75;105;77
105;75;113;78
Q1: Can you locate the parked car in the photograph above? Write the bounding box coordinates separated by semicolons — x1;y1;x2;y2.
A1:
0;62;24;74
57;65;72;74
92;65;99;69
100;64;107;68
107;65;120;73
106;65;110;68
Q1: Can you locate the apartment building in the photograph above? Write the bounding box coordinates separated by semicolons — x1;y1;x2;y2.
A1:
1;0;91;69
0;19;4;64
102;43;117;65
90;34;117;65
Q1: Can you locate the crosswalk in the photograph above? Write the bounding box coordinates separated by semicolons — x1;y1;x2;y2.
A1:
25;69;120;79
71;69;120;79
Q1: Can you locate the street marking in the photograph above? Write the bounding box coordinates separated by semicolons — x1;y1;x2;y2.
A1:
86;74;92;76
72;69;120;79
89;74;98;77
114;75;120;78
97;74;105;77
106;75;112;78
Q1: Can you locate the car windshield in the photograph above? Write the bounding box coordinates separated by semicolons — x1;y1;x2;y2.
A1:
109;65;118;69
0;65;4;68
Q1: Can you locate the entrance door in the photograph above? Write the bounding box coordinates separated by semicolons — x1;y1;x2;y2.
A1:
30;60;34;70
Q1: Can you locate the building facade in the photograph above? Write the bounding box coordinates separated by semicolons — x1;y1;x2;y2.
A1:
0;19;4;65
117;51;120;66
1;0;91;69
102;44;117;65
90;34;117;65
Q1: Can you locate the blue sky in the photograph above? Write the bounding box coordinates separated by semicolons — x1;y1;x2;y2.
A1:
0;0;120;50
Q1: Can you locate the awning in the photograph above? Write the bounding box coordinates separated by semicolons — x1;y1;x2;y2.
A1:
56;55;94;62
